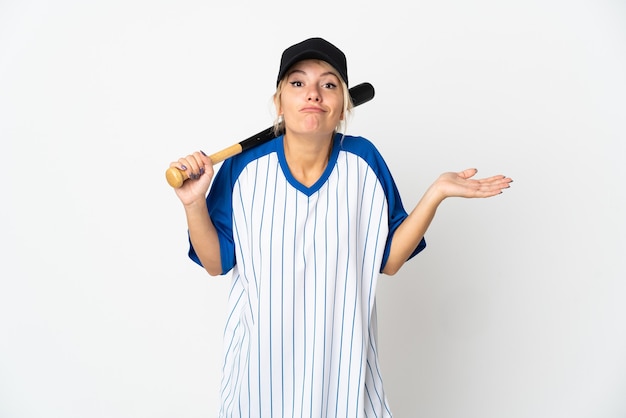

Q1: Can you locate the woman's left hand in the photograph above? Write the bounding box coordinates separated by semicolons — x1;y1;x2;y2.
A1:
433;168;512;200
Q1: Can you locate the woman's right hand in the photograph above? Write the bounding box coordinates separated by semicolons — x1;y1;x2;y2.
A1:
169;151;214;206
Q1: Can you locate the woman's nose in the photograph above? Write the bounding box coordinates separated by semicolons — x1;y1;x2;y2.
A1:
307;87;321;101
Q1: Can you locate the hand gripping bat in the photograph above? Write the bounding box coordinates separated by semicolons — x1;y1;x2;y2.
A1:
165;82;375;188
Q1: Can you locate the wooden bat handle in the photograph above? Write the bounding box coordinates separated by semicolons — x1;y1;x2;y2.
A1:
165;143;243;188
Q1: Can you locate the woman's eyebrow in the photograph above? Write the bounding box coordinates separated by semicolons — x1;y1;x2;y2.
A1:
320;71;339;79
287;69;306;78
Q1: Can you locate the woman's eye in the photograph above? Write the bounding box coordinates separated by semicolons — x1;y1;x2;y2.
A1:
289;81;303;87
323;82;337;89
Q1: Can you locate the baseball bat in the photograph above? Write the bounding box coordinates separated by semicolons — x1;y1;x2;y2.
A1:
165;82;375;188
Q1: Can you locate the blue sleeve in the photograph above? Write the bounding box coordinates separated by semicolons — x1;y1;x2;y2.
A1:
188;159;236;275
378;161;427;271
340;136;426;271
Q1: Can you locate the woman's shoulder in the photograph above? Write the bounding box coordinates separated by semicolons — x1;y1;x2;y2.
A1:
340;134;375;147
214;136;281;184
226;136;280;167
338;134;385;161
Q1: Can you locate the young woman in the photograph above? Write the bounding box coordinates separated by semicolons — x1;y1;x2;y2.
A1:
170;37;512;417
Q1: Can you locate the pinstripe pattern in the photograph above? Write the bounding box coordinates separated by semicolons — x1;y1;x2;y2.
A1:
191;135;426;417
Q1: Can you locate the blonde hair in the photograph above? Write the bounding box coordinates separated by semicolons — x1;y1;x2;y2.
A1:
272;61;354;137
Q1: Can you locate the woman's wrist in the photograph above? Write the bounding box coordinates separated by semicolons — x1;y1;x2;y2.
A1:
422;181;447;207
183;197;208;213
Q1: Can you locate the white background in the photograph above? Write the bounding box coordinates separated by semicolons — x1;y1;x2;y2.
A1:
1;0;625;417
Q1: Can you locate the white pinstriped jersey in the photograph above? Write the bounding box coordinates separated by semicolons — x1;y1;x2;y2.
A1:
189;134;426;417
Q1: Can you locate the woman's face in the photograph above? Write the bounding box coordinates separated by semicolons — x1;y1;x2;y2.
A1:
277;59;344;138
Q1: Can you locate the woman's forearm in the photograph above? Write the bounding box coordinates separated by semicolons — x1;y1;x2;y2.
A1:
184;199;223;276
382;184;444;275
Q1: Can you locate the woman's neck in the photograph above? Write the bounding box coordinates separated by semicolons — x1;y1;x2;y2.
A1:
283;131;334;187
